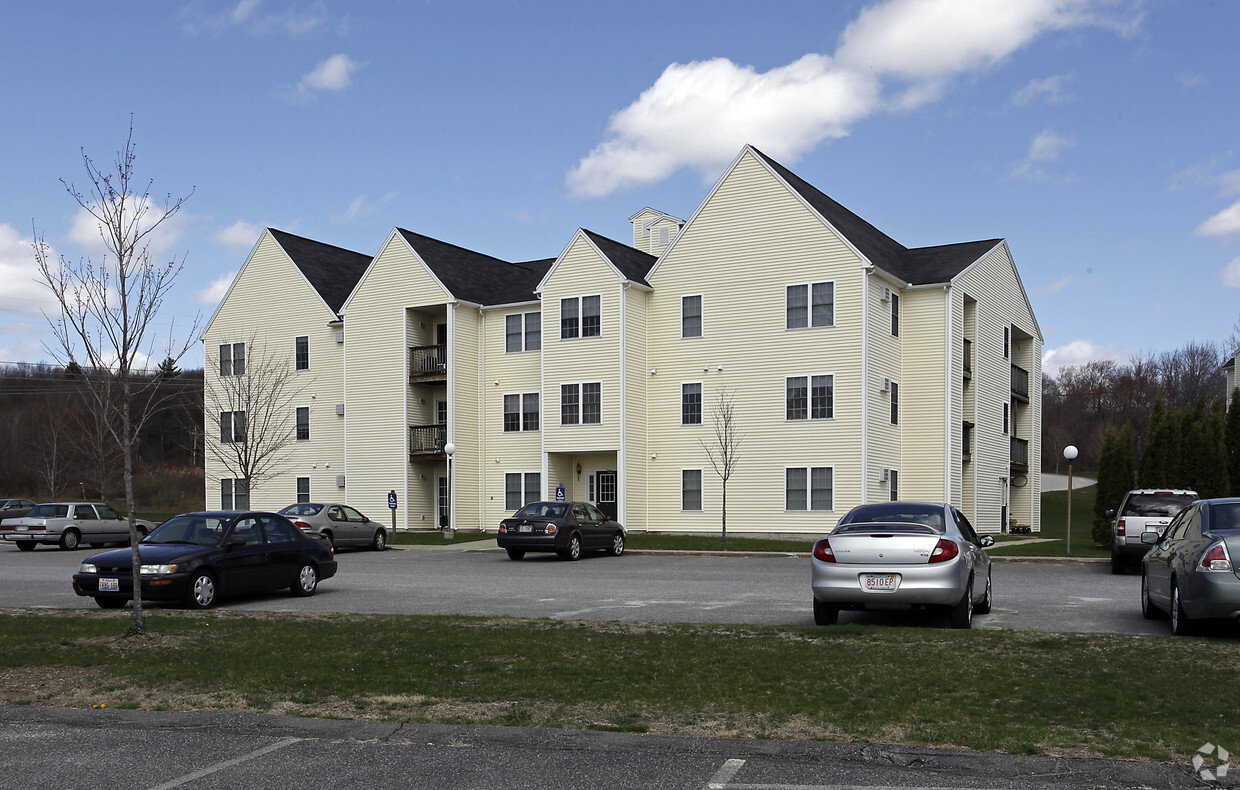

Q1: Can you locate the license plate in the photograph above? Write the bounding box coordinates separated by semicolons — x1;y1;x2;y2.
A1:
862;573;898;591
519;524;533;533
99;578;119;592
15;526;27;532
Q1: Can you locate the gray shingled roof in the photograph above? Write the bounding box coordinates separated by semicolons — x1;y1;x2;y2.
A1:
269;228;372;315
751;148;1001;285
397;229;551;305
582;229;655;286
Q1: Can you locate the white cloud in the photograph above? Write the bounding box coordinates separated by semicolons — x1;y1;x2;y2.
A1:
66;195;188;262
215;220;263;250
198;270;237;304
181;0;330;36
1010;129;1076;180
1012;74;1073;105
298;54;360;96
1196;199;1240;238
568;0;1131;197
332;191;396;223
1222;257;1240;288
1042;339;1126;375
1036;275;1074;294
0;223;58;317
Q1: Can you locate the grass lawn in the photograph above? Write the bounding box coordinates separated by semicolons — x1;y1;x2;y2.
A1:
2;609;1234;763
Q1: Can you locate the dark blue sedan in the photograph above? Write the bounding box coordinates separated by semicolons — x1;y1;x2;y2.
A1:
72;511;337;609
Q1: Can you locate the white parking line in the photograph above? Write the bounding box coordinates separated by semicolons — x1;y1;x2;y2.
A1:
148;737;301;789
707;758;1009;790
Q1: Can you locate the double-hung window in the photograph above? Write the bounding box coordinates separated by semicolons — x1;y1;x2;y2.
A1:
786;282;834;329
890;294;900;337
786;375;833;420
219;342;246;377
560;383;601;425
560;296;600;340
295;336;309;370
296;476;310;503
505;472;542;510
505;311;541;352
786;466;833;511
503;393;540;432
221;478;249;510
682;469;703;511
889;381;899;425
682;382;702;425
682;295;702;338
295;406;310;441
220;410;246;444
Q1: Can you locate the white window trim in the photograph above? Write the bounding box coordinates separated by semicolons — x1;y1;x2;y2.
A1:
784;373;835;422
889;380;899;425
502;392;539;433
504;471;542;510
505;311;541;353
784;465;835;512
560;295;603;340
294;335;310;371
295;404;311;441
681;467;704;512
785;280;835;330
560;381;602;425
296;476;311;503
681;294;704;339
681;381;704;425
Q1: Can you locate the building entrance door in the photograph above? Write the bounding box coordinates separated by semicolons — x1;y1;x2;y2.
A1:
597;470;617;521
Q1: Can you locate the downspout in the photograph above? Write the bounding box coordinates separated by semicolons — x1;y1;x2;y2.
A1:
618;282;629;526
478;305;486;531
401;309;408;530
447;302;457;529
943;285;953;507
861;268;871;504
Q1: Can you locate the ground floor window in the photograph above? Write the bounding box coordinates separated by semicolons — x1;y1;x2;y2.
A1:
221;478;249;510
786;466;833;511
437;476;448;527
296;476;310;503
505;472;541;510
888;469;899;501
682;469;702;511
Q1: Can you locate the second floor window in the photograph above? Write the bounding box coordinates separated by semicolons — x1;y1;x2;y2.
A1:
503;393;540;432
295;336;309;370
682;382;702;425
219;342;245;377
787;282;834;329
505;312;541;352
890;294;900;337
560;296;601;339
220;410;246;444
890;381;899;425
295;406;310;441
786;375;833;420
560;382;602;425
682;295;702;338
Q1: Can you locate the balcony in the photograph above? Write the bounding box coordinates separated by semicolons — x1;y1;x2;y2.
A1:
1010;363;1029;402
1010;436;1029;471
409;423;447;458
962;339;972;380
409;344;446;382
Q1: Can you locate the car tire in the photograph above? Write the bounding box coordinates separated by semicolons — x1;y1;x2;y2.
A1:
59;529;81;551
186;571;218;609
322;531;335;550
1110;553;1125;575
974;570;993;615
609;532;625;557
135;526;149;541
15;541;35;552
505;548;525;560
371;529;387;551
291;563;318;597
95;597;125;609
812;597;839;626
1141;570;1164;619
949;582;974;629
1170;582;1194;636
558;534;582;561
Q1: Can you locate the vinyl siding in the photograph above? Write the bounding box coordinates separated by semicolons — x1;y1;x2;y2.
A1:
896;286;948;502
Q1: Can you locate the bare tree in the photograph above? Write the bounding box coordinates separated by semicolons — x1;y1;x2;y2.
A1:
26;392;74;498
205;335;306;504
32;123;197;634
700;385;744;543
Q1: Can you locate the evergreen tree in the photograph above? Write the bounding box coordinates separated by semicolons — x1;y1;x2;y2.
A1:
1199;400;1230;498
1140;395;1170;486
1227;388;1240;496
1094;424;1135;545
1180;397;1207;492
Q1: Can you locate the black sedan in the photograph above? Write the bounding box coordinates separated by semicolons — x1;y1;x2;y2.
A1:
72;511;337;610
496;500;625;561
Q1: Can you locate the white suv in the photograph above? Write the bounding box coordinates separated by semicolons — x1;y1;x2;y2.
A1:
1108;489;1197;574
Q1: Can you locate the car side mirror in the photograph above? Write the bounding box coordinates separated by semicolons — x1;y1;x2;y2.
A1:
979;535;995;547
1141;532;1159;545
362;516;370;523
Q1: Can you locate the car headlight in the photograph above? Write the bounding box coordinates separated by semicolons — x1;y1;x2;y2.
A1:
140;564;179;575
80;563;97;574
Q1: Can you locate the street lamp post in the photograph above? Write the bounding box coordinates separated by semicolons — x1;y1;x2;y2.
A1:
1064;445;1078;556
443;442;456;540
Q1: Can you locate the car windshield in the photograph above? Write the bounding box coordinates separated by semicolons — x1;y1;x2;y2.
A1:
1121;493;1195;517
144;515;230;545
278;504;323;516
1206;502;1240;532
514;502;567;519
28;504;69;518
837;503;945;531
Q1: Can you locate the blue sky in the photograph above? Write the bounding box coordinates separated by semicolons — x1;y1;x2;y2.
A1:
2;0;1239;373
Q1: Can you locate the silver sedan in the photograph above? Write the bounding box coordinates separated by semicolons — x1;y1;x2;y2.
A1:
810;502;994;629
277;503;387;550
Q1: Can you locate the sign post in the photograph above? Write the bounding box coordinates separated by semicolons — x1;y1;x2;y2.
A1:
388;490;397;538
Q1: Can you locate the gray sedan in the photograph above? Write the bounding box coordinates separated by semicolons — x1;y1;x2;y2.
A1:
278;503;387;550
810;502;994;629
1141;497;1240;635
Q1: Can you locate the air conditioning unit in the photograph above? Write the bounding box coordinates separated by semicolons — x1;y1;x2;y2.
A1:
881;286;892;302
880;468;890;483
335;403;345;415
880;377;891;392
335;475;346;487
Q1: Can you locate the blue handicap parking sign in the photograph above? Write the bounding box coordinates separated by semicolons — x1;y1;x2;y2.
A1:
388;491;398;509
555;486;565;501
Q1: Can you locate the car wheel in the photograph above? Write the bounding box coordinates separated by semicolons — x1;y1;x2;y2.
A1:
135;527;148;541
1170;582;1194;636
812;597;839;626
1141;570;1164;620
1110;553;1125;575
186;571;218;609
59;529;81;551
558;534;582;561
505;548;525;560
291;563;318;596
609;532;625;557
95;597;124;609
949;582;974;629
371;529;387;551
15;541;35;552
974;571;993;615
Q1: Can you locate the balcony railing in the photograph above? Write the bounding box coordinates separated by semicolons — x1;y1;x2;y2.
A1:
1010;363;1029;401
963;339;972;379
409;344;446;381
1010;436;1029;470
409;423;447;456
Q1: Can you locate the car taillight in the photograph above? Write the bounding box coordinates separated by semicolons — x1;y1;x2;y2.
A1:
929;538;959;563
498;524;507;533
546;524;557;534
812;538;835;562
1116;519;1126;536
294;521;312;531
1200;542;1232;572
